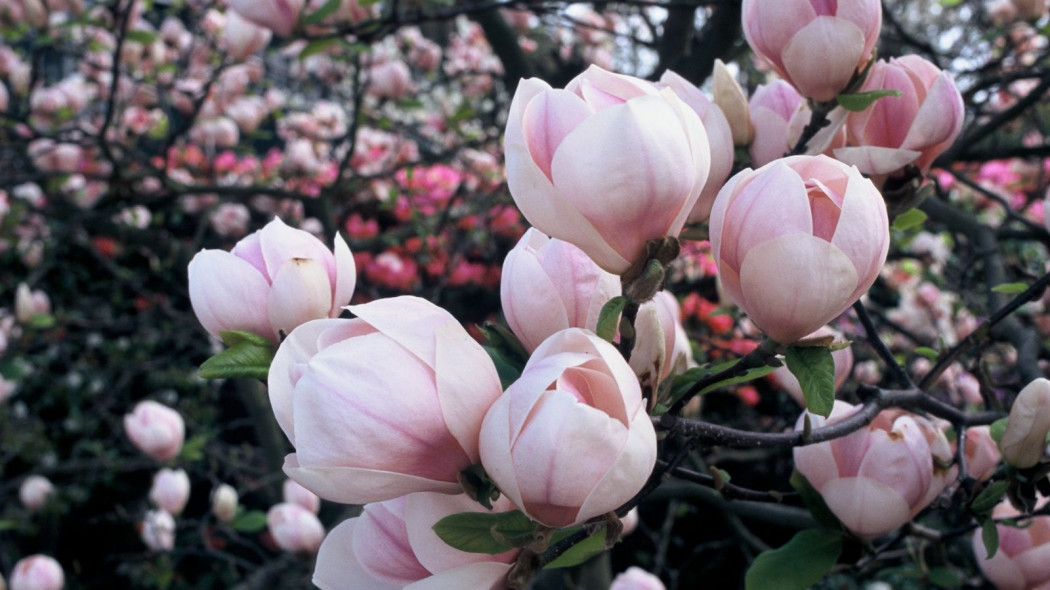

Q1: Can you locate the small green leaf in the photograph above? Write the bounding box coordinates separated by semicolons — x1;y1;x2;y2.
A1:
914;347;939;360
981;517;1000;559
992;282;1029;294
836;89;903;112
990;417;1008;444
790;470;842;530
892;208;928;231
970;481;1010;515
198;332;275;380
0;520;21;531
302;0;341;24
543;529;605;569
232;510;268;533
179;434;208;462
124;29;157;44
596;296;628;342
785;346;835;417
927;567;962;588
433;510;537;555
298;38;339;60
745;529;843;590
27;314;55;329
939;0;962;5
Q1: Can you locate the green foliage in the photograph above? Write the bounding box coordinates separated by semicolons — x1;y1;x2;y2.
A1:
892;208;928;231
785;346;835;417
596;296;628;342
433;510;538;555
836;89;903;112
543;529;606;569
231;510;269;533
197;331;275;380
745;529;843;590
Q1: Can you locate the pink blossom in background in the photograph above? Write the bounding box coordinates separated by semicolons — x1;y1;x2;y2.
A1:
962;426;1001;482
140;509;176;551
611;567;666;590
973;499;1050;590
9;555;64;590
283;479;321;514
480;328;657;527
211;484;239;523
18;475;54;512
267;502;325;553
505;64;711;274
313;492;518;590
267;296;503;504
124;400;185;462
227;0;304;36
149;468;191;516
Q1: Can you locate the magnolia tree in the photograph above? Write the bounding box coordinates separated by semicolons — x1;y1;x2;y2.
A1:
3;0;1050;588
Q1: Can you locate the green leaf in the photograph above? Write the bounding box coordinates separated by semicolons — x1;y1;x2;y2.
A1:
27;314;55;329
892;208;928;231
231;510;268;533
970;480;1010;515
298;37;339;60
302;0;341;24
927;567;962;588
596;296;628;342
790;469;842;530
914;347;939;360
179;434;208;462
990;417;1008;444
433;510;537;555
939;0;962;5
785;346;835;417
124;29;157;44
0;520;20;531
981;517;1000;559
197;331;275;380
745;529;843;590
543;529;606;569
992;282;1029;294
836;89;903;112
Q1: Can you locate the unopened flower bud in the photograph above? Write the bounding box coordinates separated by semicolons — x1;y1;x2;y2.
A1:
19;476;54;512
712;59;752;147
1000;378;1050;469
211;484;238;523
9;555;63;590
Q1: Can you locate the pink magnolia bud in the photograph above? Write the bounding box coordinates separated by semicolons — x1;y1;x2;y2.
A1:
709;155;889;344
268;296;503;505
149;468;190;516
188;217;356;344
267;503;324;553
611;567;666;590
211;484;239;523
313;492;517;590
227;0;304;36
973;500;1050;589
742;0;881;102
14;283;50;324
189;117;240;149
1011;0;1049;20
658;70;735;223
18;475;54;512
794;402;954;538
123;400;185;462
835;56;964;183
9;555;63;590
769;327;853;406
505;65;711;274
748;80;847;167
141;509;176;551
963;426;1000;482
223;9;272;61
480;328;657;527
367;60;413;100
620;507;639;537
283;479;320;514
499;228;619;353
1000;378;1050;469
